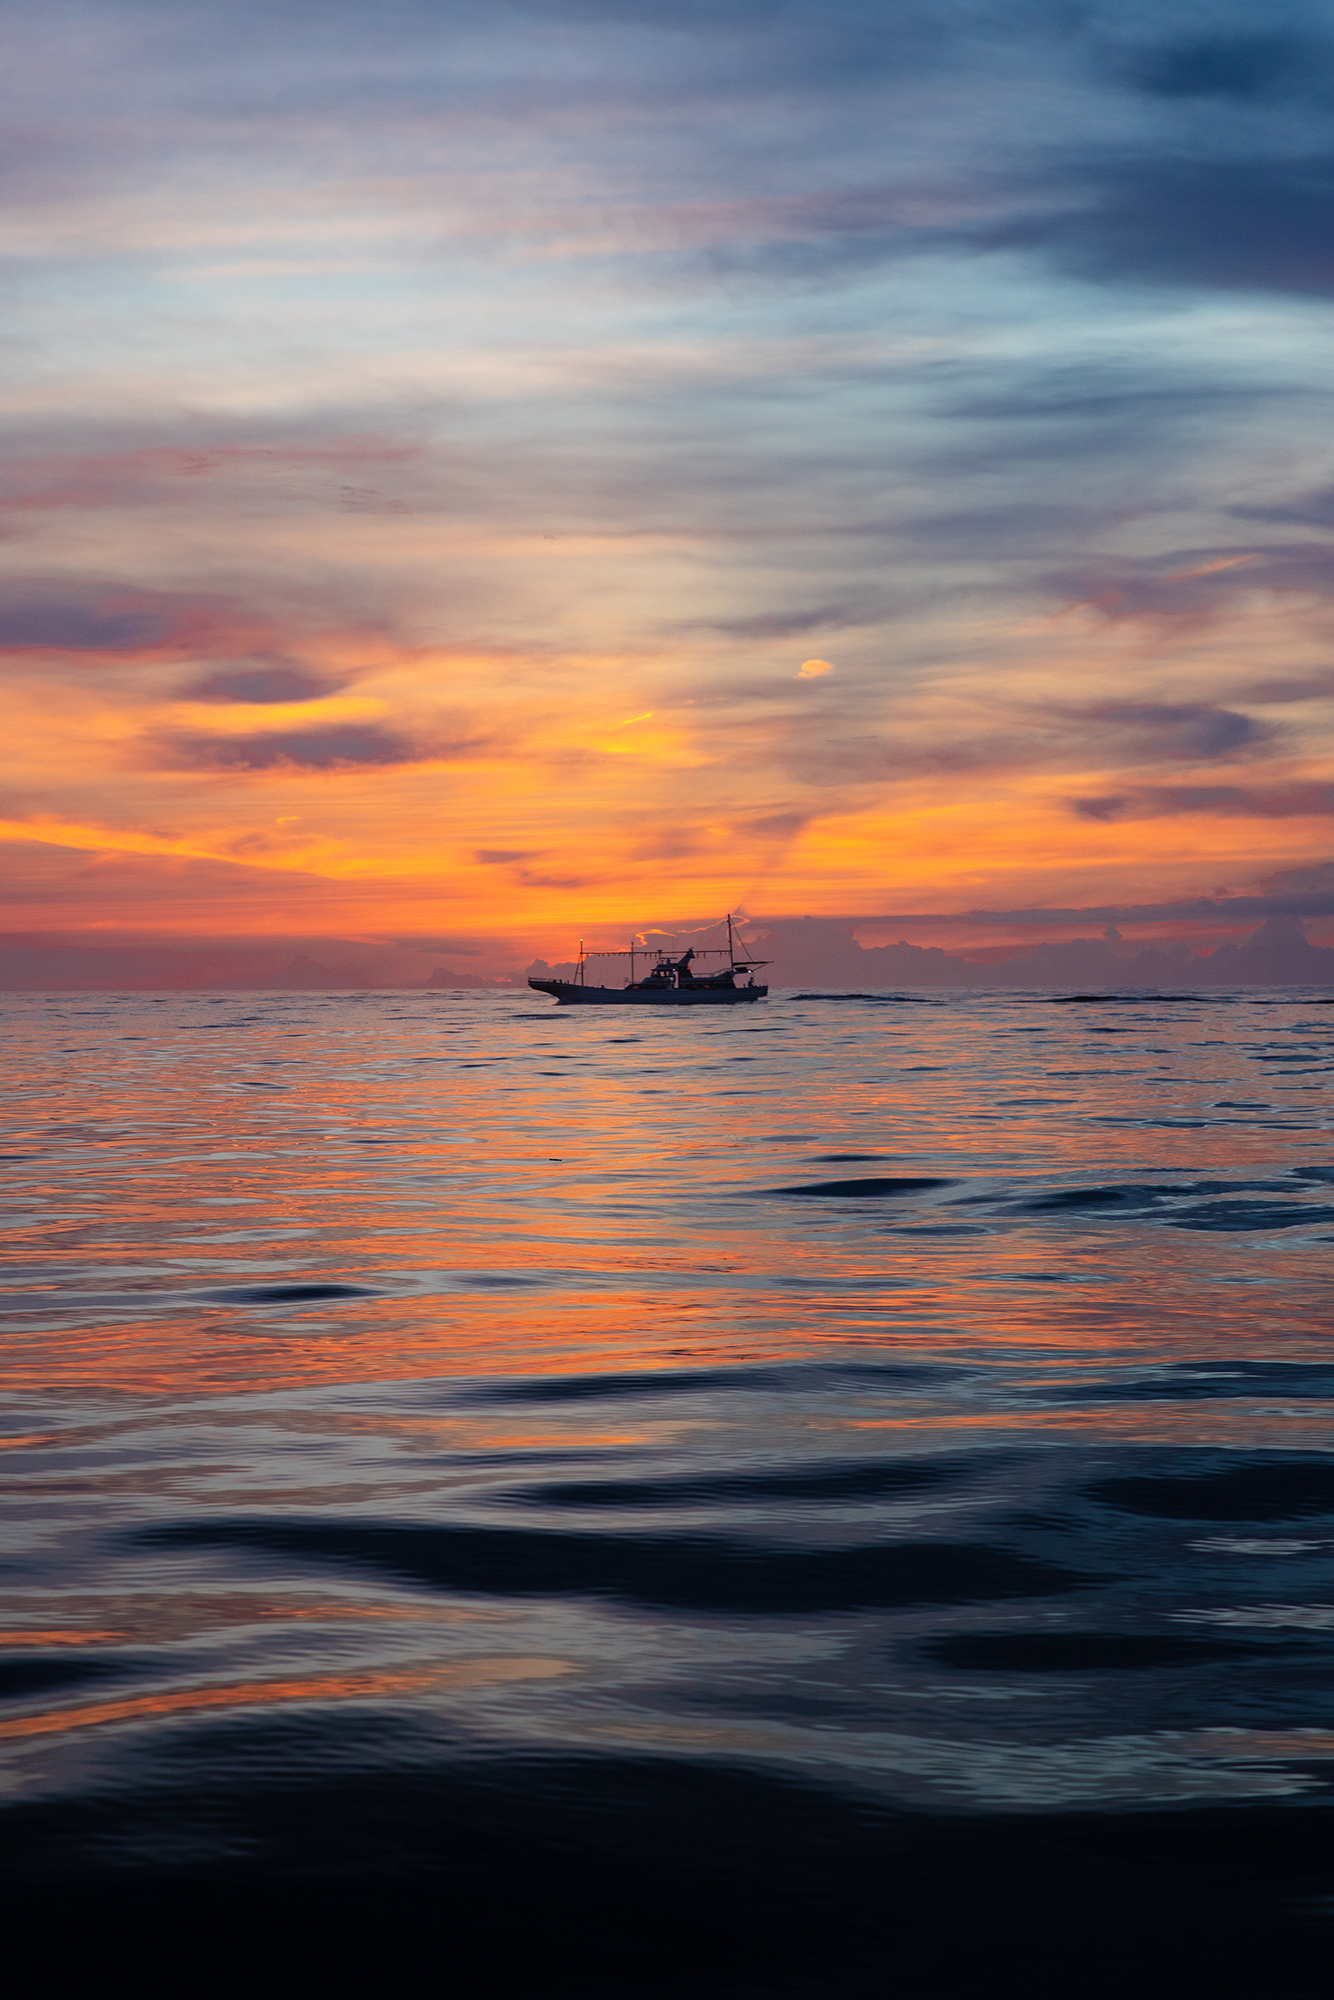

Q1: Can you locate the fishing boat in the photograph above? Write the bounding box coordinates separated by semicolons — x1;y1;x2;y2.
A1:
528;916;770;1006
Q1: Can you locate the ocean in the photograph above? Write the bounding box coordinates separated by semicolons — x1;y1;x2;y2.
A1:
2;986;1333;1996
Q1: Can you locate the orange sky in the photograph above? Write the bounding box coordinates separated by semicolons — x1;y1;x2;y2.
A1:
3;3;1333;966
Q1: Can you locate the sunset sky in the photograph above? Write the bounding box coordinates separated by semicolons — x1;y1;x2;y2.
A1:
5;0;1334;965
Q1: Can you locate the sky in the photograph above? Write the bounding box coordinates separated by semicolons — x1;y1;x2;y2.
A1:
5;0;1334;970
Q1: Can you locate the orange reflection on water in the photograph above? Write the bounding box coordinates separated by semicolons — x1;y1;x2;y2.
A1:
1193;1729;1334;1762
839;1403;1334;1447
0;1294;818;1398
6;991;1334;1409
0;1655;576;1741
328;1414;655;1451
0;1668;435;1741
0;1594;511;1646
0;1629;124;1647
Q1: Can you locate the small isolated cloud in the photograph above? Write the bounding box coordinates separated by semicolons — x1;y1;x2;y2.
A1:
682;605;856;639
1067;784;1334;822
997;154;1334;301
0;583;219;654
192;663;341;704
1081;702;1268;762
157;724;426;771
1124;34;1323;105
745;811;808;840
797;658;834;679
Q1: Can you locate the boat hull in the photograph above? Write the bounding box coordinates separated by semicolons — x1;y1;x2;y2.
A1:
529;979;767;1006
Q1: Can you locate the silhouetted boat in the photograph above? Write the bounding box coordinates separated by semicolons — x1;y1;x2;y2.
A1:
529;916;769;1006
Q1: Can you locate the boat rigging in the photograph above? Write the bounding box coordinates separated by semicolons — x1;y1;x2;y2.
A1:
528;915;770;1007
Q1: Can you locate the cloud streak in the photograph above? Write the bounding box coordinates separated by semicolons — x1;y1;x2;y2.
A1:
157;724;433;773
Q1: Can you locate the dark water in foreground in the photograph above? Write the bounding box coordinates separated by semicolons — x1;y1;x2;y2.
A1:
3;986;1334;1995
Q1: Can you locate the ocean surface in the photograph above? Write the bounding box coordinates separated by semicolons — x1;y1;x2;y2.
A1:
3;985;1334;1995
